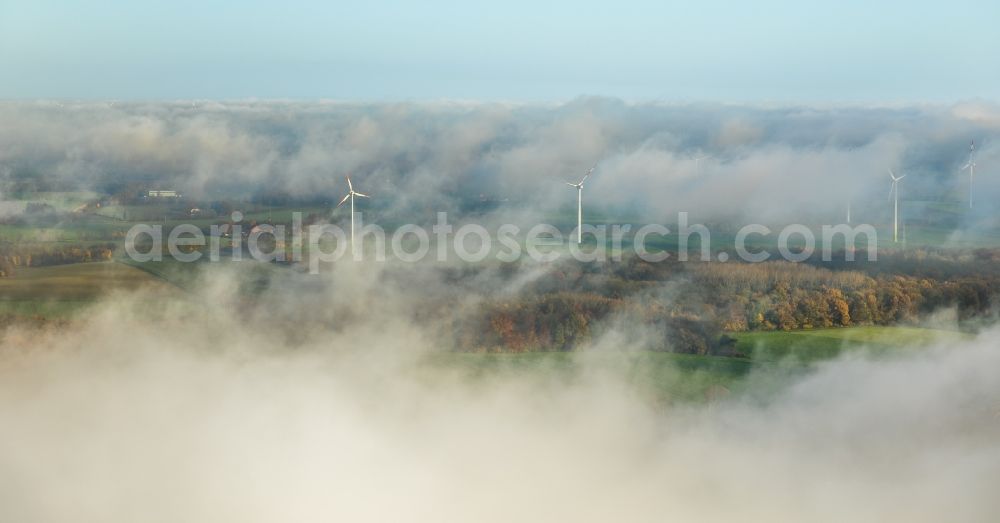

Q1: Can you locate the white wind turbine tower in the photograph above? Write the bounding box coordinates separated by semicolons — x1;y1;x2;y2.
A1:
566;164;595;244
960;140;976;209
888;169;906;243
692;152;710;171
337;175;370;251
845;146;855;224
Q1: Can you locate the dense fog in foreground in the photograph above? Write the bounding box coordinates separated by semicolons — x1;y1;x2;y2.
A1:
2;99;1000;223
0;262;997;522
3;98;999;520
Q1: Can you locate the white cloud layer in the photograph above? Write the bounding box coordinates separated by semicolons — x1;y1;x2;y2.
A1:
2;99;998;224
0;263;997;522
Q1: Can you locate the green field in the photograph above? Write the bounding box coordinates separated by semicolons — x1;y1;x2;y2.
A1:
0;261;180;316
11;191;101;213
425;325;972;402
735;326;971;362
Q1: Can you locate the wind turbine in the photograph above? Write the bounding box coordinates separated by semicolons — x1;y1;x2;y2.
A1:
888;169;906;243
692;152;710;171
845;145;857;224
960;140;976;209
565;164;595;244
337;175;369;250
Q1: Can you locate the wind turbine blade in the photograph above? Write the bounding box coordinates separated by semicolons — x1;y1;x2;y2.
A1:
566;182;578;187
346;176;353;191
353;192;370;198
336;193;351;207
888;183;894;201
888;168;895;179
898;174;907;180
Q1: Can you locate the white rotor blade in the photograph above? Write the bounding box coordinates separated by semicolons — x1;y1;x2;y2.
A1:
336;193;351;207
353;192;370;198
888;183;895;201
897;174;907;180
566;182;579;187
346;176;353;191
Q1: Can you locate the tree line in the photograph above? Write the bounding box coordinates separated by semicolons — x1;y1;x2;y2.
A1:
0;244;115;277
455;252;1000;355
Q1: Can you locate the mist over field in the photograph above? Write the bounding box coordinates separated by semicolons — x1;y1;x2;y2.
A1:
3;99;1000;223
0;261;998;522
5;0;1000;519
4;99;1000;523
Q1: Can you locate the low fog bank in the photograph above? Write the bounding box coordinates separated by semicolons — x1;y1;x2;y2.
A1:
0;264;998;522
2;99;1000;223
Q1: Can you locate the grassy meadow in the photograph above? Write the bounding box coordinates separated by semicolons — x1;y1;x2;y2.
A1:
0;261;180;317
425;324;971;403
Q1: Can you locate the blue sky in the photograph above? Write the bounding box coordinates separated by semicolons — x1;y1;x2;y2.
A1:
1;0;997;101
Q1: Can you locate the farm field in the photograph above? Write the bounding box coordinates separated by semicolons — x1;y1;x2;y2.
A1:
735;326;972;362
426;325;971;402
0;261;180;316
